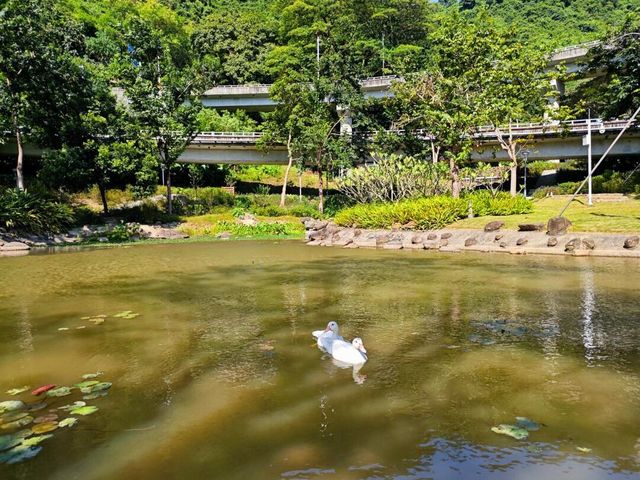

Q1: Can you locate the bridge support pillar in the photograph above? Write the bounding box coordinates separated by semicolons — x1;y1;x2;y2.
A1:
546;78;565;111
337;106;353;135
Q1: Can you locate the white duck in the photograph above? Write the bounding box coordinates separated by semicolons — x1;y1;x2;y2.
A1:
331;337;368;365
312;321;343;353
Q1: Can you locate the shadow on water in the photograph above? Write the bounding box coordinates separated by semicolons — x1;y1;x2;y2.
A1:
1;241;640;479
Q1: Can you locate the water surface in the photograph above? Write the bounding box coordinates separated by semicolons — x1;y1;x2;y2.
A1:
1;241;640;479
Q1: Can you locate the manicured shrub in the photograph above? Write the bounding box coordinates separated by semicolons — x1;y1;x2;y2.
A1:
334;193;532;230
0;188;74;234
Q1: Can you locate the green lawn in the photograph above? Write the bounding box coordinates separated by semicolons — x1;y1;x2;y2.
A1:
451;195;640;233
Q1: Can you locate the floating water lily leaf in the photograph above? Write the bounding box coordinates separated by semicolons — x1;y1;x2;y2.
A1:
31;422;58;434
0;401;25;413
32;385;55;396
75;381;99;389
21;434;53;447
122;313;139;319
1;416;33;430
113;311;133;318
576;446;592;453
58;401;85;411
491;424;529;440
25;402;47;412
1;411;29;424
33;414;58;424
76;326;86;330
83;391;108;400
81;316;91;320
81;372;103;380
69;405;98;416
80;382;112;394
89;318;105;325
0;432;26;452
0;444;42;464
58;417;77;428
46;386;72;398
58;327;69;331
6;386;30;396
515;417;540;431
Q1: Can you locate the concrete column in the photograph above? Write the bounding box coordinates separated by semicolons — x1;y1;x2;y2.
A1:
337;106;353;135
546;78;565;111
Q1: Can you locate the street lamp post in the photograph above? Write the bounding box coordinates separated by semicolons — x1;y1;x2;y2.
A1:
523;150;530;197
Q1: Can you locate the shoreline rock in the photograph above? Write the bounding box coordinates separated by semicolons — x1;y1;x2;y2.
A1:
301;221;640;259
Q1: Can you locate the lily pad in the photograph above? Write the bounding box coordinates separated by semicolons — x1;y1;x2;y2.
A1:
58;401;85;411
1;415;33;430
31;422;58;434
0;444;42;464
81;372;103;380
0;400;25;413
121;313;140;319
491;424;529;440
113;310;133;318
515;417;540;431
80;382;112;394
33;414;58;424
25;402;48;412
46;386;72;398
83;391;109;400
69;405;98;416
32;385;56;396
1;411;29;424
58;327;70;331
76;326;86;330
58;417;78;428
74;380;99;389
89;318;105;325
21;434;53;447
0;433;24;452
6;386;30;396
576;446;592;453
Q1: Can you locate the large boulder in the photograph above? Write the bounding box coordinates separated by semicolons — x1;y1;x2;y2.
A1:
564;238;581;252
484;221;504;232
516;238;528;246
547;237;558;247
518;223;544;232
426;233;438;240
0;241;30;252
547;216;572;236
464;238;477;247
238;213;258;226
624;236;639;249
582;238;596;250
441;232;452;240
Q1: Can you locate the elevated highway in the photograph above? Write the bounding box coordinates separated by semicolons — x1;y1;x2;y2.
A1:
179;119;640;165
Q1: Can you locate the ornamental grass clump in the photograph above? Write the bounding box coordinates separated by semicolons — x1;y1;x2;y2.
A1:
0;188;74;235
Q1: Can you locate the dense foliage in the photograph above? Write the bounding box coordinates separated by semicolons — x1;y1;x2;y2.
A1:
0;188;75;234
334;191;532;229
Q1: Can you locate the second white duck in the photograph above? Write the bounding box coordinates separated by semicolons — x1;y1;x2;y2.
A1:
331;337;368;365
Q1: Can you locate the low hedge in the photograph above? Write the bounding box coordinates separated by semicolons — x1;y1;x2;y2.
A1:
334;192;532;230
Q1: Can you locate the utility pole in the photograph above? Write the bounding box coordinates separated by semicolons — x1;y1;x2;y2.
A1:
587;110;593;206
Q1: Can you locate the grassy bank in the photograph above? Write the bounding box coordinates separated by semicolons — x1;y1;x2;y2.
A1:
451;195;640;233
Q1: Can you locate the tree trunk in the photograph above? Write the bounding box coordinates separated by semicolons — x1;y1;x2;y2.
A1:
449;156;461;198
317;150;324;214
98;183;109;214
510;163;518;197
280;133;294;208
10;110;24;191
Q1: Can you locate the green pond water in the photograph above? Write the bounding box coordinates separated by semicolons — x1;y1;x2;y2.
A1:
1;241;640;479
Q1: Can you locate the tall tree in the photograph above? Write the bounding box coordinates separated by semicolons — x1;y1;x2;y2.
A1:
0;0;89;190
122;14;203;214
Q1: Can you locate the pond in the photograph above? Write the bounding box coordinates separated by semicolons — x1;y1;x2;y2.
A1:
1;241;640;479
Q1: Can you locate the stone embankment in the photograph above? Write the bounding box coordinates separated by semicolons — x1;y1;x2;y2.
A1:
0;222;187;255
301;218;640;258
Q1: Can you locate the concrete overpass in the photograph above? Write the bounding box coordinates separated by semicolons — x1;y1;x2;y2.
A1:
179;119;640;165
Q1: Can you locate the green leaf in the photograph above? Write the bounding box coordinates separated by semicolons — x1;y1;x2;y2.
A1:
74;381;99;389
0;444;42;464
81;372;103;380
46;386;73;397
21;434;53;447
58;401;86;411
58;417;78;428
515;417;540;431
6;386;30;396
31;422;58;434
491;424;529;440
69;406;98;416
0;416;33;430
0;401;25;413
